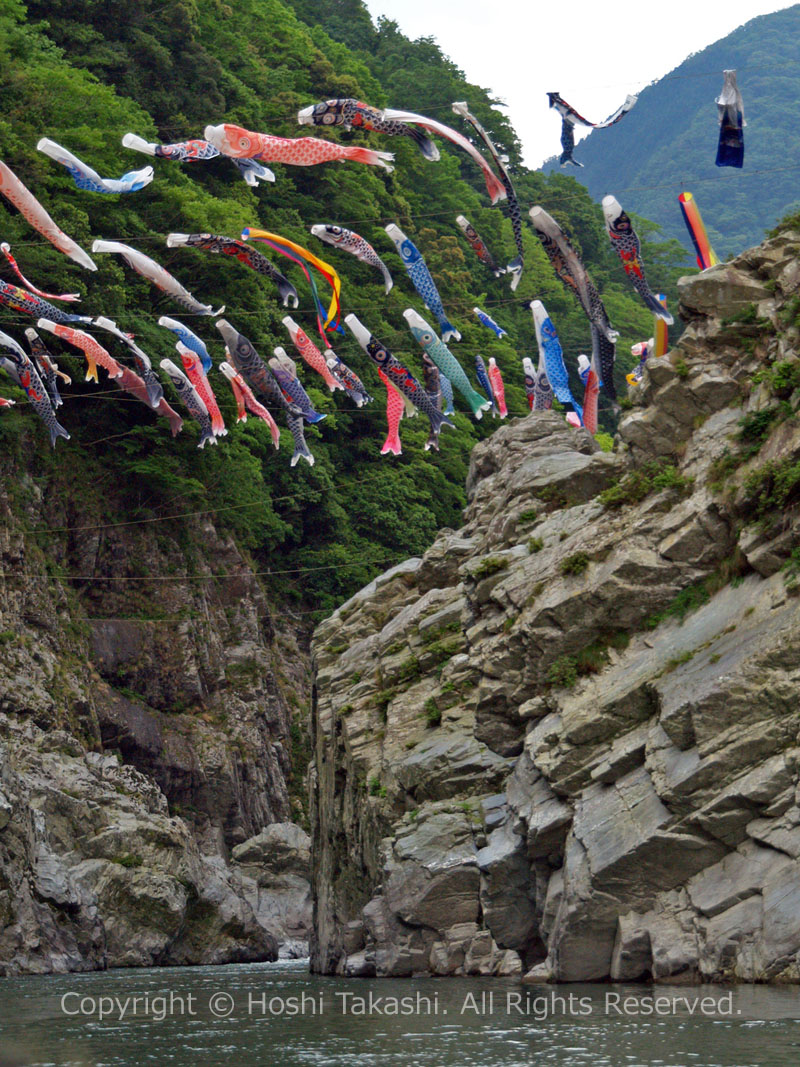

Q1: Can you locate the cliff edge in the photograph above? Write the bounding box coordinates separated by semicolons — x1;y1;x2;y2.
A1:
0;483;312;974
310;226;800;982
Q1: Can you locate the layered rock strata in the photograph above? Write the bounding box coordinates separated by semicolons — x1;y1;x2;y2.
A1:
0;484;312;974
310;230;800;982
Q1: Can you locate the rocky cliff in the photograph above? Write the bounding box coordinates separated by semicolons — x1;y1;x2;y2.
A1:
0;474;313;974
310;226;800;982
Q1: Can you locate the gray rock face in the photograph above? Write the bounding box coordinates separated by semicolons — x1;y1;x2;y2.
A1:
0;480;312;974
0;714;278;973
232;824;313;957
310;231;800;982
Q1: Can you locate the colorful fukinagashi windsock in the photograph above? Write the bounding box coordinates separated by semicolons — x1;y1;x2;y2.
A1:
175;341;226;436
166;233;299;309
0;329;69;446
204;123;394;171
325;350;372;407
376;367;405;456
160;358;216;448
602;196;673;323
678;192;719;272
113;365;183;436
547;92;637;168
24;328;70;409
404;309;490;419
157;316;211;374
122;133;275;186
421;355;443;452
92;241;224;316
346;314;453;440
310;225;393;294
37;319;123;384
474;307;507;338
716;70;745;169
455;216;503;276
0;279;91;326
282;317;343;391
219;361;280;447
298;99;439;160
487;358;507;419
529;206;617;399
216;319;313;467
37;138;153;195
1;244;80;302
93;316;164;408
270;348;326;424
452;102;524;289
385;224;460;342
578;354;600;434
0;161;96;271
244;228;342;335
475;355;496;416
530;300;581;417
654;295;669;357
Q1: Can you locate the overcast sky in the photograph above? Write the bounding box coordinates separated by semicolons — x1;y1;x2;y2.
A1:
362;0;794;167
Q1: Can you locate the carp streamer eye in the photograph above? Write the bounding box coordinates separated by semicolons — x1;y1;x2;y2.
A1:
238;137;251;152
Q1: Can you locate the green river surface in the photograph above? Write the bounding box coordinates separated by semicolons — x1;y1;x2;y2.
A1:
1;960;799;1066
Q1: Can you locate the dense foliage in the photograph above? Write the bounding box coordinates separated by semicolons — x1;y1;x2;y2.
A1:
0;0;686;616
545;5;800;258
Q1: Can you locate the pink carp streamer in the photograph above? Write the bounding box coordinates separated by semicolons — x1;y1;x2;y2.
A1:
0;161;96;270
377;367;404;456
0;243;81;301
175;341;226;437
487;358;508;418
582;363;600;435
282;317;343;391
220;360;280;448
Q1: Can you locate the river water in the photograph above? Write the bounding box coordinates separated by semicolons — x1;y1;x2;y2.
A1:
1;960;799;1066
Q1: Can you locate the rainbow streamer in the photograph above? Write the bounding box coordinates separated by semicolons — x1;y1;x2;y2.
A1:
242;227;342;334
654;294;669;357
678;192;719;271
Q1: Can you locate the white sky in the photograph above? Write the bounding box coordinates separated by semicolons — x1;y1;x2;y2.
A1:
363;0;795;167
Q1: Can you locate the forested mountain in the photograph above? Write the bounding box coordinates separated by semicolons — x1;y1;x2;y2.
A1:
1;0;684;616
543;4;800;259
